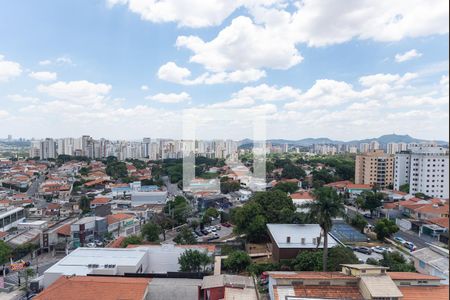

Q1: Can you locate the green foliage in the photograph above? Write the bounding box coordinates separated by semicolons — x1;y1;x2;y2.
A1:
361;191;384;216
294;251;323;271
141;222;161;242
174;227;197;245
220;180;241;194
311;169;336;188
327;246;359;271
202;207;220;224
273;181;298;194
302;187;344;271
79;196;91;214
178;249;212;272
378;252;415;272
223;251;252;273
350;214;368;233
281;164;306;179
79;167;91;177
294;246;359;271
164;196;191;225
121;235;143;248
141;178;163;187
126;159;147;170
231;190;296;242
374;218;399;241
0;240;12;265
399;184;410;193
106;161;128;179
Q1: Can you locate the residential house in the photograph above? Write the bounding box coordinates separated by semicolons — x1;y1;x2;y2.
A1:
267;224;339;262
411;244;449;284
201;275;257;300
106;213;138;237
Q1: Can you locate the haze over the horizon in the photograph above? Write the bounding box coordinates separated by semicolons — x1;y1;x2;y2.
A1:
1;1;449;140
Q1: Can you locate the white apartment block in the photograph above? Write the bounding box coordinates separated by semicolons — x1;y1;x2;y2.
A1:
394;144;449;198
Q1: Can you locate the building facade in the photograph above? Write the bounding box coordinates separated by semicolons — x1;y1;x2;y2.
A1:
394;144;449;198
355;150;394;188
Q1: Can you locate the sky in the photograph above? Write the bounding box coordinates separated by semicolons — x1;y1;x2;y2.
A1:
0;0;449;141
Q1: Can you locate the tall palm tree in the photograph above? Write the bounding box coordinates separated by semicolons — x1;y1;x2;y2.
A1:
302;187;344;271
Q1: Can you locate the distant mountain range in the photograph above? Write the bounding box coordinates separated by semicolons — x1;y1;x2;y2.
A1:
239;134;449;147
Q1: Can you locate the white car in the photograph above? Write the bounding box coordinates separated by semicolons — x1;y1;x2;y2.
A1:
371;246;392;254
86;242;96;248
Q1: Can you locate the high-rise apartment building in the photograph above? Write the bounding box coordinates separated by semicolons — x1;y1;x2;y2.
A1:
359;143;370;153
394;144;449;198
355;150;394;188
40;138;57;159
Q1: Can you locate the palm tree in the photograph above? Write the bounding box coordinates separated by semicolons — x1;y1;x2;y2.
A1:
302;187;344;271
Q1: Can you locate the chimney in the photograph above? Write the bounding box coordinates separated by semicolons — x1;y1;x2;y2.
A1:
301;238;305;245
286;236;291;243
312;238;316;245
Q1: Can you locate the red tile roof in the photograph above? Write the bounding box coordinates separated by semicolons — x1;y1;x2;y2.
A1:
290;192;315;200
33;276;150;300
91;197;110;205
293;285;362;300
0;231;7;238
398;285;449;300
106;236;126;248
388;272;441;281
384;202;400;209
415;204;449;215
347;183;372;189
428;217;450;229
106;213;134;225
56;224;71;236
268;272;354;280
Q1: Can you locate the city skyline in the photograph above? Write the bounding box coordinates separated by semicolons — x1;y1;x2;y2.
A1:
0;1;449;140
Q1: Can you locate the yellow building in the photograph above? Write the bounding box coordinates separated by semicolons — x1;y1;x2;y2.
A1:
355;150;394;188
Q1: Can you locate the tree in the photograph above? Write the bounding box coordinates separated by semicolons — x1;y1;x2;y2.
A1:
79;167;91;177
281;164;306;179
378;252;415;272
327;246;359;271
350;214;368;233
164;196;191;225
220;181;241;194
302;187;344;271
105;161;128;179
374;218;399;241
0;241;12;277
22;267;36;296
361;191;384;217
231;190;296;242
202;207;220;224
141;222;161;242
178;249;211;272
274;182;298;194
223;251;252;273
294;250;323;271
79;196;91;214
153;214;175;241
399;184;410;193
121;235;143;248
174;227;197;245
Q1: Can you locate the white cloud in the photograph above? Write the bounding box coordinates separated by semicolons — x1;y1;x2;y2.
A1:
157;62;192;84
395;49;423;62
147;92;191;103
359;72;418;87
29;71;58;81
177;16;303;72
0;55;22;82
0;110;9;118
107;0;283;28
157;61;265;85
38;60;52;66
141;85;149;91
232;84;302;102
7;94;40;104
208;97;255;108
37;80;112;106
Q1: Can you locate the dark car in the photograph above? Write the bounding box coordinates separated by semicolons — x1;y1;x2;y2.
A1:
0;266;10;275
355;246;372;255
363;213;373;219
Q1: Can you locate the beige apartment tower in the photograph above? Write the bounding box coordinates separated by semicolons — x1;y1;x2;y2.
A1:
355;150;394;188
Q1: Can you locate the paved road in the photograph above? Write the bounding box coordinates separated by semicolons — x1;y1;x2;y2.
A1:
26;175;44;197
162;176;183;197
345;205;429;249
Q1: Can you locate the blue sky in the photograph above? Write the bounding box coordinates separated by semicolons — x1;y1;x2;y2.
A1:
0;0;448;141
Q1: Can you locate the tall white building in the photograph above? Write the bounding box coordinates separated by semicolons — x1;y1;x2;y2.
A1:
394;144;449;198
387;143;399;155
359;143;370;153
40;138;56;159
370;140;380;151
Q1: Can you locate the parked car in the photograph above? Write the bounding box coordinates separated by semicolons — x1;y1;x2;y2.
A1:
94;240;103;247
215;225;221;230
201;229;209;235
404;241;416;251
0;266;10;275
371;246;391;254
86;242;96;248
394;236;406;244
363;213;373;219
221;222;232;227
355;246;373;255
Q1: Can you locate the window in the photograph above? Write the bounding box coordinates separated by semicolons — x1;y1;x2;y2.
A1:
318;281;331;286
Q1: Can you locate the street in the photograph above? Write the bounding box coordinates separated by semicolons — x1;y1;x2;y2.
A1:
345;205;430;250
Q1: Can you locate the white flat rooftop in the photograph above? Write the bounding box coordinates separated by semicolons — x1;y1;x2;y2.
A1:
44;247;147;276
267;223;339;249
